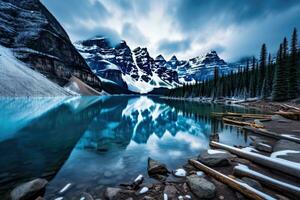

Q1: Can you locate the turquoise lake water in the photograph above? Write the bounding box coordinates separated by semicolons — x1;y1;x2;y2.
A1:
0;96;260;199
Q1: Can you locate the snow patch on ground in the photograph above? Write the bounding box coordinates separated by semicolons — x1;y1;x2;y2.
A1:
271;150;300;158
207;149;227;154
0;45;70;97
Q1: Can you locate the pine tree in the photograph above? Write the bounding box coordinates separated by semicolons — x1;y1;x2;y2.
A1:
288;28;298;99
272;44;288;101
259;44;267;96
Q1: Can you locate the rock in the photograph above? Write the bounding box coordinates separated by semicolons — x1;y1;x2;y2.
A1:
250;136;273;153
143;196;155;200
187;175;216;199
173;169;186;177
104;187;122;200
104;187;133;200
11;178;48;200
80;192;94;200
147;157;169;175
0;0;102;92
132;174;144;189
255;142;272;153
35;197;44;200
273;140;300;151
273;140;300;163
197;150;234;167
138;187;149;194
163;185;179;199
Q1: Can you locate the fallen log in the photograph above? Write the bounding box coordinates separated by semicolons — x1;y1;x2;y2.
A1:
243;126;300;144
212;112;272;119
233;164;300;198
189;159;276;200
223;117;264;128
282;104;300;112
210;141;300;179
275;110;300;120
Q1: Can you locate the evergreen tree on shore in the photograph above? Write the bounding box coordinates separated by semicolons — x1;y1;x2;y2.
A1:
167;28;298;101
288;28;298;99
272;43;288;101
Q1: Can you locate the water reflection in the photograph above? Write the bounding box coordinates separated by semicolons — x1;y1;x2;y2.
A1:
0;96;258;199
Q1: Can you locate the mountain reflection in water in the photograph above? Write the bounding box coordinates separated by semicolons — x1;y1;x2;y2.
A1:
0;96;259;199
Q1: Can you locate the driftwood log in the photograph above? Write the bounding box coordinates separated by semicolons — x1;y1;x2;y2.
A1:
212;112;273;119
223;117;264;128
210;141;300;179
282;104;300;112
275;110;300;120
243;126;300;144
189;159;276;200
233;164;300;198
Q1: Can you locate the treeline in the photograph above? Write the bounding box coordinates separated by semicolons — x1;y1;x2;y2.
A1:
168;28;299;101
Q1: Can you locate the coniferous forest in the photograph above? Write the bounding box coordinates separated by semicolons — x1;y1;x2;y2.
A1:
167;28;300;102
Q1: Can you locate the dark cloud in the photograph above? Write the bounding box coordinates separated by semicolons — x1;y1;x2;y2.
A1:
173;0;300;31
158;39;192;54
41;0;300;61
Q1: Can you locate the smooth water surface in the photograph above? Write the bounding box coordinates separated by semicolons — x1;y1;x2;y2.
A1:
0;96;260;199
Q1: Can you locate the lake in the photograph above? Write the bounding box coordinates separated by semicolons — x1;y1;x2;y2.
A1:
0;96;260;199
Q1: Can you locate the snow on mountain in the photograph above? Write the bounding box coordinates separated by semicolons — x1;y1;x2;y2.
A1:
165;50;241;82
0;44;70;96
75;37;179;94
0;0;102;95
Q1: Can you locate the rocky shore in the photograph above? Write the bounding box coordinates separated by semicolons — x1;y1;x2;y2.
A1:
9;110;300;200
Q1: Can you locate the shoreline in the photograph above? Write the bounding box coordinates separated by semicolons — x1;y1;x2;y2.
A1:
12;105;300;200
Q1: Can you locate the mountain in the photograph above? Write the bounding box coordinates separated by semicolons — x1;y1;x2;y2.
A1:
165;50;241;82
75;36;243;94
0;0;102;96
0;44;70;96
75;37;179;94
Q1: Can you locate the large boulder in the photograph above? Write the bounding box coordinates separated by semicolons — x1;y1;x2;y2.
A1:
187;175;216;199
10;178;48;200
198;150;235;167
147;157;169;176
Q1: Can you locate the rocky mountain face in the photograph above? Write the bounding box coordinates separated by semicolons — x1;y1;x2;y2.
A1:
0;0;102;92
76;36;241;94
75;37;179;94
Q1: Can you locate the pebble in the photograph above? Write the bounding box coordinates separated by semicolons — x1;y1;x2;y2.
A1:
139;187;149;194
174;169;187;177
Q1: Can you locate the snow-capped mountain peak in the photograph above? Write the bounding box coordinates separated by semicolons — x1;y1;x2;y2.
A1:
75;37;180;94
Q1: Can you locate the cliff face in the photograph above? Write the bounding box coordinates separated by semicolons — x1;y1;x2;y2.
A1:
0;0;102;91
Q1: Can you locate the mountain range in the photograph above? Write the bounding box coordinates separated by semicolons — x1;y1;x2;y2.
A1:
75;37;243;94
0;0;244;96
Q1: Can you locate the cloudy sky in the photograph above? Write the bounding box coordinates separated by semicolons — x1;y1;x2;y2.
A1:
41;0;300;62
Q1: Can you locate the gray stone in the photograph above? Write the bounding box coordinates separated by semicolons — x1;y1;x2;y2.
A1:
147;157;169;175
163;184;179;199
104;187;134;200
104;187;122;200
273;139;300;152
197;150;234;167
11;178;48;200
187;175;216;199
80;192;94;200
